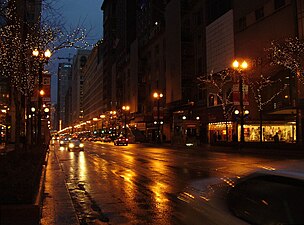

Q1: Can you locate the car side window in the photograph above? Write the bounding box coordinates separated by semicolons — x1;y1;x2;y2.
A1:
228;175;304;225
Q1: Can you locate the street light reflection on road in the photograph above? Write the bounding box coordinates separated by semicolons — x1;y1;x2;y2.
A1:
149;151;171;213
78;152;87;180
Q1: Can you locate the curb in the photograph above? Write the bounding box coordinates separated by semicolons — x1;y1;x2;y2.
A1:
53;148;80;224
0;149;49;225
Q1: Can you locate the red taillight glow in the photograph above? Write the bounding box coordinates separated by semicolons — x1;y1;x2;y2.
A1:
126;139;128;141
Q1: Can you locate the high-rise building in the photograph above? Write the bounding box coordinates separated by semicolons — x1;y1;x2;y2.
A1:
57;63;72;130
71;50;91;125
83;43;104;121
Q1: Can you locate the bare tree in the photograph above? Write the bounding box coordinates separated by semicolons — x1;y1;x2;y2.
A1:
0;0;92;148
267;37;304;143
198;69;235;141
249;73;288;142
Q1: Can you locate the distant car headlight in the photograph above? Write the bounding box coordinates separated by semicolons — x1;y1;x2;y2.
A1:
69;143;75;148
79;143;84;148
60;141;64;144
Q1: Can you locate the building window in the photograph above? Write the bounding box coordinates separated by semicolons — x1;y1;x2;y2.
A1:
238;16;247;30
255;7;264;21
274;0;285;10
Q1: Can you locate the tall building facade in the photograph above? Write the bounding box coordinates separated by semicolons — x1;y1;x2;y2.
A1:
57;62;72;130
200;0;304;144
71;50;91;125
83;43;104;121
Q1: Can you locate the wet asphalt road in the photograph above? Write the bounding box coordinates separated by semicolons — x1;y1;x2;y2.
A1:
53;141;301;225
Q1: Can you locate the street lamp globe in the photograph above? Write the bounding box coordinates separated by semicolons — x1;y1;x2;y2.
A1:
44;49;51;58
44;107;50;113
232;60;239;69
32;49;39;57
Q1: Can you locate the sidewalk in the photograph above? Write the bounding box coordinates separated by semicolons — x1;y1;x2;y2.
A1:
41;146;79;225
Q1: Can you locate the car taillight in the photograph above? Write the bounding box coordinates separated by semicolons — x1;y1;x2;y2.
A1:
126;139;128;141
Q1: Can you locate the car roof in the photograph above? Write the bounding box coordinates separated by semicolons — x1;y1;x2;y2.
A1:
242;168;304;182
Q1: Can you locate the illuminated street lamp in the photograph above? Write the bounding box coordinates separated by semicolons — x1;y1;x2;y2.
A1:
122;106;130;136
32;48;51;145
232;59;249;143
153;91;163;143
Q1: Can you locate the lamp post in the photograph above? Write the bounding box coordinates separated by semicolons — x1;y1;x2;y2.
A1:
32;48;51;145
122;106;130;136
100;114;106;134
232;59;248;143
153;92;163;143
31;107;36;144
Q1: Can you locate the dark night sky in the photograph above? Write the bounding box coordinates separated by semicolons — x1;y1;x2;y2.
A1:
50;0;103;103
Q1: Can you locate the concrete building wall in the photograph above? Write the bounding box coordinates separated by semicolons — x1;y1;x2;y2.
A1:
206;10;234;73
165;0;182;104
71;50;91;125
57;63;72;128
83;45;104;121
129;40;138;113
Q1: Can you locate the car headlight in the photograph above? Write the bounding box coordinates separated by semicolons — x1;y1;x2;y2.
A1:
69;143;75;148
79;143;84;148
60;141;64;144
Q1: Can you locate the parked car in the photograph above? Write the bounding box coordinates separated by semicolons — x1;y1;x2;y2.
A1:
68;138;84;151
102;136;112;143
114;136;129;146
177;169;304;225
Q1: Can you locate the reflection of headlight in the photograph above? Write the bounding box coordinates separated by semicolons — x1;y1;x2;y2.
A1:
79;143;84;148
69;143;75;148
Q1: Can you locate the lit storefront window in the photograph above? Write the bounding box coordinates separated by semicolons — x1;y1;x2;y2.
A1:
241;123;296;143
208;122;296;143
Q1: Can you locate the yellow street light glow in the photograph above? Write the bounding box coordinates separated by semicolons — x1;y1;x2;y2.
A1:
234;109;240;115
44;49;51;58
232;59;249;70
241;61;248;69
232;60;239;69
31;107;36;112
40;90;45;96
93;118;98;121
44;107;50;113
100;114;106;118
153;92;163;98
32;49;39;57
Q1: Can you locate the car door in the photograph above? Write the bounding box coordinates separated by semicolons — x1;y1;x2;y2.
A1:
227;174;304;225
